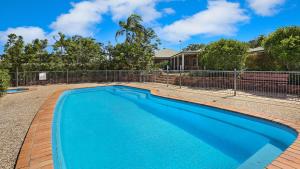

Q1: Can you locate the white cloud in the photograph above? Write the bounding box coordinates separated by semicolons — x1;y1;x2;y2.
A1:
0;0;166;45
159;0;249;42
109;0;162;23
50;0;109;36
0;26;47;44
0;0;254;46
50;0;164;36
247;0;285;16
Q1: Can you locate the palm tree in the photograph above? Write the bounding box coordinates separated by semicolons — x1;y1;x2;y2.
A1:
53;32;68;55
115;14;145;43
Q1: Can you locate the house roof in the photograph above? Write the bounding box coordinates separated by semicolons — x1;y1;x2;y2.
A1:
171;49;202;58
154;49;178;58
248;47;264;53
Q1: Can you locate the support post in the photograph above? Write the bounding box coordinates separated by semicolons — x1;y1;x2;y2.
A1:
196;55;199;70
234;68;237;96
167;65;169;87
66;69;69;84
140;71;142;83
16;67;19;87
23;70;26;86
177;56;179;70
105;69;108;82
173;57;176;70
182;53;185;71
179;65;182;89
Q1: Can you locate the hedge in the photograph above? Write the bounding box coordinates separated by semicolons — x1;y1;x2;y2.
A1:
0;69;10;96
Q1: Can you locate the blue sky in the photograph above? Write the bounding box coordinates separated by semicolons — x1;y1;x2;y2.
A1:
0;0;299;53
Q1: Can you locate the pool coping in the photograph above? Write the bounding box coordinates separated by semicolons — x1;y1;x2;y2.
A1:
15;84;300;169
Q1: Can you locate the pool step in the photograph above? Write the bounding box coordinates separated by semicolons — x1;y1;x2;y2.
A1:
237;143;282;169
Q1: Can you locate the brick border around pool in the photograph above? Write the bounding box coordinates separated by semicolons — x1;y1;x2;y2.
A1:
15;84;300;169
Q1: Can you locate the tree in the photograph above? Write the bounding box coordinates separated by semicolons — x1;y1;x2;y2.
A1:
2;34;25;72
52;33;106;70
24;39;49;63
112;14;160;70
115;14;145;43
201;39;248;70
245;52;274;71
264;26;300;71
52;32;68;54
0;69;10;96
183;44;205;51
155;61;169;70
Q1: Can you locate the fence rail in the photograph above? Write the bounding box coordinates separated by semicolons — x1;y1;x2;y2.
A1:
9;70;300;102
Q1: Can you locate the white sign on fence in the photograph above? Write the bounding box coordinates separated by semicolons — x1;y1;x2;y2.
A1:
39;72;47;81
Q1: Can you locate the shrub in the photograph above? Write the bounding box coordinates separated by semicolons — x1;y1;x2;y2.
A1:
201;39;249;70
155;61;169;70
264;26;300;71
0;69;10;96
245;52;275;71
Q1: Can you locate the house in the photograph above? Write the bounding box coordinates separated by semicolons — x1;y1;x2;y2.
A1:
154;48;178;65
170;50;201;70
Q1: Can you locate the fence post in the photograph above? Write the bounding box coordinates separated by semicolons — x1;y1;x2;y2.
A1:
167;65;169;87
234;68;237;96
66;70;69;84
105;70;108;82
16;67;19;87
140;71;142;82
23;70;26;86
179;65;182;89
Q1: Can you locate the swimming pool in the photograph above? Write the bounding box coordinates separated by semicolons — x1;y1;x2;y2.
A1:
6;88;28;94
52;86;297;169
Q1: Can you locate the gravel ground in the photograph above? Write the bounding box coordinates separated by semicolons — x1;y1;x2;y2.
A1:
0;83;299;169
0;85;58;169
0;84;100;169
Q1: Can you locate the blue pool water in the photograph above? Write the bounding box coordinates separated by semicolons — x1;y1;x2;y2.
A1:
52;86;297;169
6;88;27;94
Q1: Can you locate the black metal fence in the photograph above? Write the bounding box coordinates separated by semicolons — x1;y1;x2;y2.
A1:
9;70;300;102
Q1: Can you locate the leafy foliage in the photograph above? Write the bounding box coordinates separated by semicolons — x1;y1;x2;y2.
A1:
0;21;298;73
264;26;300;71
2;34;25;72
154;61;169;70
201;39;249;70
0;69;10;96
115;14;145;43
53;35;106;70
24;39;49;63
245;52;275;71
111;14;160;70
183;44;205;51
